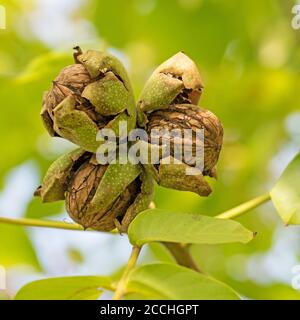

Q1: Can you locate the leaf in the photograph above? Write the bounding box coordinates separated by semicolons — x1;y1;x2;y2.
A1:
0;224;40;270
230;279;300;300
126;263;239;300
25;197;65;219
270;153;300;224
128;209;254;246
15;276;113;300
147;242;175;263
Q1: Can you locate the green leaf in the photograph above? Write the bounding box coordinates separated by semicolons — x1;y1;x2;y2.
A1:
128;209;254;246
147;242;175;263
270;153;300;225
126;263;239;300
15;276;113;300
25;197;64;219
0;224;40;270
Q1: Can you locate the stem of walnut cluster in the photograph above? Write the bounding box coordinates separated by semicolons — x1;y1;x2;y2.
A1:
216;192;271;220
112;245;142;300
0;193;271;231
0;216;116;233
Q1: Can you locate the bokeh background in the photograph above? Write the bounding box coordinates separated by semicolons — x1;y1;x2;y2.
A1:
0;0;300;300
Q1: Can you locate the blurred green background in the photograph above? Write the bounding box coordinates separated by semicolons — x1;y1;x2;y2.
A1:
0;0;300;299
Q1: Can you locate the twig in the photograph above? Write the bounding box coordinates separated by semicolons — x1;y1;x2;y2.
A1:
0;216;115;233
216;192;271;220
0;193;271;232
112;245;142;300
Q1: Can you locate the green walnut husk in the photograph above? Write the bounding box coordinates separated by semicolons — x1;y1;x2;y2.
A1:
34;148;87;202
41;47;136;152
137;52;203;126
141;104;223;196
35;149;154;232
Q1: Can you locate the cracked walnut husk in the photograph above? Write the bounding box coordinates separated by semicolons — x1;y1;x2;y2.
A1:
35;149;154;232
140;104;223;196
41;47;137;152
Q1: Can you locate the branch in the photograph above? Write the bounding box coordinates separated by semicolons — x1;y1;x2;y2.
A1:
0;193;271;232
216;192;271;220
0;193;272;284
112;245;142;300
0;216;115;233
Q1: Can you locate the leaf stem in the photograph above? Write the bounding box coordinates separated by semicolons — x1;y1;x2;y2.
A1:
216;192;271;220
162;242;202;273
112;245;142;300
